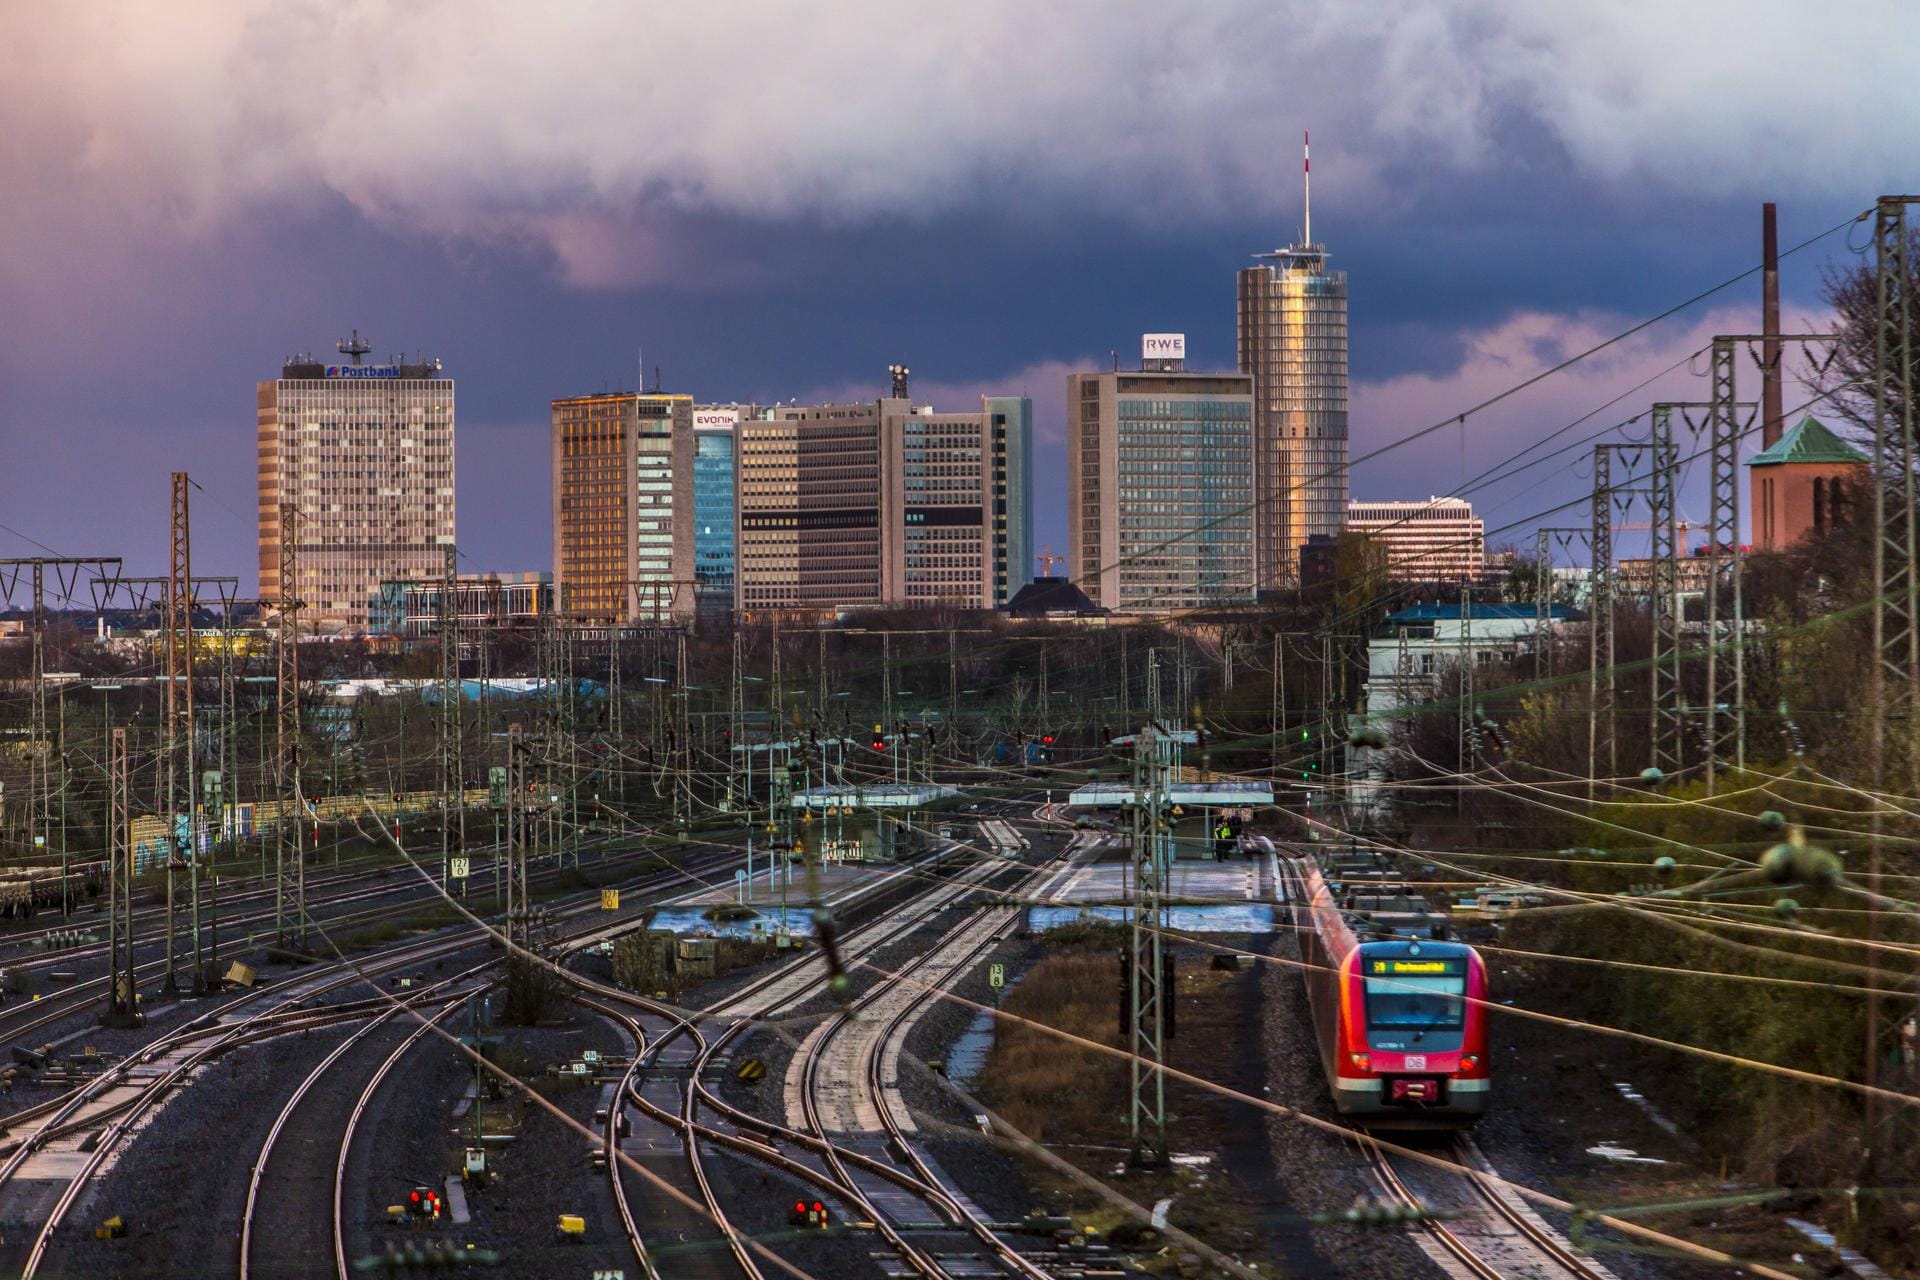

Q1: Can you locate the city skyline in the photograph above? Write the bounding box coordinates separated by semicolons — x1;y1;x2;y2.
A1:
3;3;1908;585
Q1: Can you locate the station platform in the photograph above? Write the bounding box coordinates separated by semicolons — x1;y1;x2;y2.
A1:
1026;830;1284;933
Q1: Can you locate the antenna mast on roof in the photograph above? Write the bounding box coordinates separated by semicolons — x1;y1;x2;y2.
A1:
1303;129;1311;248
337;329;372;366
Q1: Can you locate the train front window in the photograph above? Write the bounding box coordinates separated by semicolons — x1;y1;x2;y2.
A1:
1363;974;1465;1031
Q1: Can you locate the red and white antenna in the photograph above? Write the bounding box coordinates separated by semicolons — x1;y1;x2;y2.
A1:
1303;129;1312;247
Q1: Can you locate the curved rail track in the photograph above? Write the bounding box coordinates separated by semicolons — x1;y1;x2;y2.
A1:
1358;1131;1618;1280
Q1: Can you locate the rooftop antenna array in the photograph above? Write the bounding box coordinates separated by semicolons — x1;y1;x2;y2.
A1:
336;329;373;366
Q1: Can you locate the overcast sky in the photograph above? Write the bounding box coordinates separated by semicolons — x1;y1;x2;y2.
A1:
2;1;1912;591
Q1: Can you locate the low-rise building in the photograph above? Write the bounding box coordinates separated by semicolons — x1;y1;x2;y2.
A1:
1363;602;1573;721
1344;496;1484;584
372;571;553;637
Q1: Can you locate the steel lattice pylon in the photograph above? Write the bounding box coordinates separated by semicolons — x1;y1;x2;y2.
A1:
1588;447;1613;788
505;722;530;952
1702;340;1747;789
439;545;462;883
1648;406;1685;775
105;728;139;1025
1867;195;1920;1164
1590;444;1652;786
276;502;305;947
166;473;199;991
1127;724;1177;1167
1697;337;1824;789
1532;528;1586;686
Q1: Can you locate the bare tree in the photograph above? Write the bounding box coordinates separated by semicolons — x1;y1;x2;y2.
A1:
1806;227;1920;442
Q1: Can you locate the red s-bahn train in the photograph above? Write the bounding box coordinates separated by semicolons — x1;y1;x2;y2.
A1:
1287;856;1489;1127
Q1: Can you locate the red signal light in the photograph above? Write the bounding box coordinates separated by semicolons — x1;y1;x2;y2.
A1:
1040;734;1055;746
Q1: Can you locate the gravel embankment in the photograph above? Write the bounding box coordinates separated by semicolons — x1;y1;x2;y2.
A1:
1255;930;1435;1278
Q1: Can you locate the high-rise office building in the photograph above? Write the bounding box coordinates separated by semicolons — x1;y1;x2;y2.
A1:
550;392;696;623
692;405;748;621
885;406;996;607
1237;235;1349;591
733;376;1031;615
256;337;454;631
984;396;1035;604
1066;338;1256;612
737;398;892;614
1345;496;1485;584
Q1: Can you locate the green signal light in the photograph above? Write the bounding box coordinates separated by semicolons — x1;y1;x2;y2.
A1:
1300;729;1309;740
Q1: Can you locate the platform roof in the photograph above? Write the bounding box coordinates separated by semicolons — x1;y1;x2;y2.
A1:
789;783;958;809
1065;780;1275;808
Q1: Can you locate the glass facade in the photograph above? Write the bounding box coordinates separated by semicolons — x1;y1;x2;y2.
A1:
984;395;1033;604
1065;369;1257;612
1113;397;1254;609
694;427;736;620
1237;248;1349;591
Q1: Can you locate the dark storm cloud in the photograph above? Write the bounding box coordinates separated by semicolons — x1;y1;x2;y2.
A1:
0;1;1908;580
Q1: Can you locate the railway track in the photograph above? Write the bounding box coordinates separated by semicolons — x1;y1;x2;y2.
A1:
4;841;743;1278
3;931;494;1280
224;844;751;1280
240;966;492;1280
582;843;1023;1280
0;840;738;1072
797;895;1047;1280
331;999;471;1280
1358;1130;1620;1280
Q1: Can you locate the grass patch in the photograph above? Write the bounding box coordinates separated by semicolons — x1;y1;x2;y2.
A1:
981;950;1124;1145
1039;917;1129;951
978;943;1270;1260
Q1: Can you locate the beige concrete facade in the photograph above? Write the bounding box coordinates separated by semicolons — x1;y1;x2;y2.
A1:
256;360;455;631
734;397;1014;616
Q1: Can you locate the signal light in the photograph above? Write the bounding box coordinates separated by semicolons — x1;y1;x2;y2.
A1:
1040;733;1055;746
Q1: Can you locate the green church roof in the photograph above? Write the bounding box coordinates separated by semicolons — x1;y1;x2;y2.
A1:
1748;415;1868;467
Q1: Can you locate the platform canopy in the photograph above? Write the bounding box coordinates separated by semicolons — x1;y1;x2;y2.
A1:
1065;780;1274;808
789;783;958;810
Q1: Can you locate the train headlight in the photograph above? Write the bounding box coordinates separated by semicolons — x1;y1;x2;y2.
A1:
1458;1055;1479;1073
1348;1053;1371;1072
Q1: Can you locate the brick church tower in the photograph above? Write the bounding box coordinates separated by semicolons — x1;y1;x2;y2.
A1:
1749;416;1868;551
